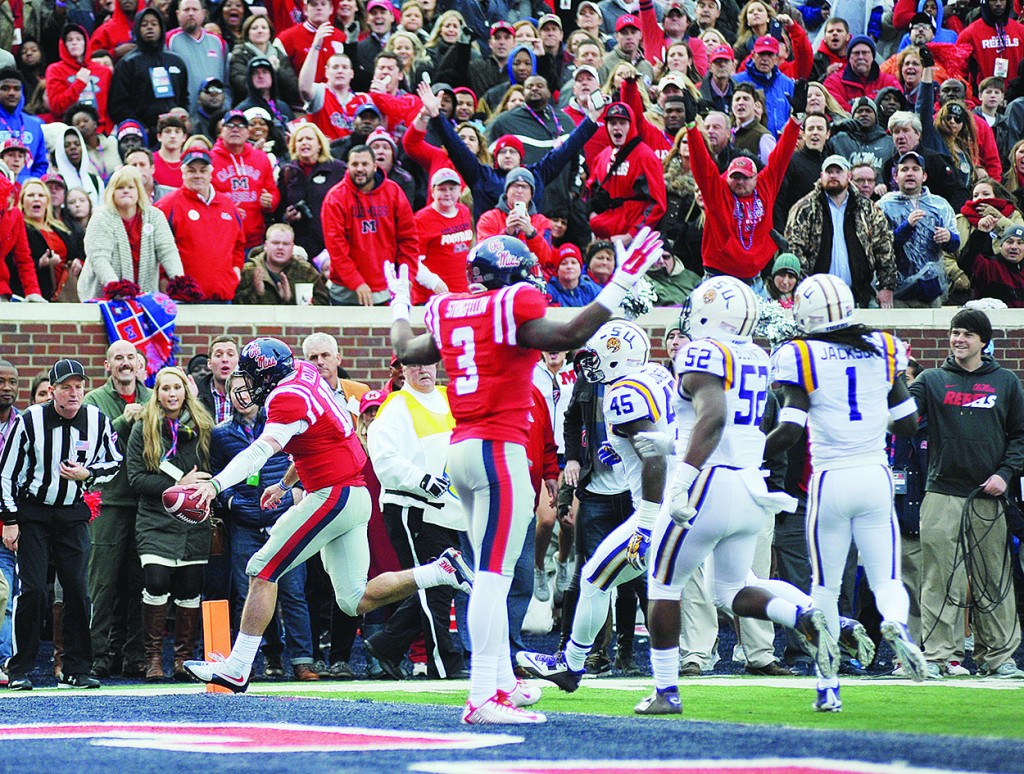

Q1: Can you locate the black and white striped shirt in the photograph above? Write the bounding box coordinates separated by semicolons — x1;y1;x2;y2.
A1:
0;403;122;523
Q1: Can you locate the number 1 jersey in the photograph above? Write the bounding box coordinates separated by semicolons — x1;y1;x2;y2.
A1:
424;285;548;446
674;337;770;470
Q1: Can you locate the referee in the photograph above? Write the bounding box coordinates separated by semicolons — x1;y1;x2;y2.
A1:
0;359;121;690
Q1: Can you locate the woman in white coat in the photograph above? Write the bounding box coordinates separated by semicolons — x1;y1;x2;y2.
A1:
79;166;184;300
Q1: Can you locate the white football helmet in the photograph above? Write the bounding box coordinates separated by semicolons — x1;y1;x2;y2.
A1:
685;276;760;340
575;320;650;384
793;274;856;333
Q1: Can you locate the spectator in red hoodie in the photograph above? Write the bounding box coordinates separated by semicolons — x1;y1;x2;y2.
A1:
810;18;850;82
210;108;279;251
90;0;140;60
586;98;667;242
823;36;901;111
0;174;44;301
321;144;419;306
46;24;114;133
157;146;246;302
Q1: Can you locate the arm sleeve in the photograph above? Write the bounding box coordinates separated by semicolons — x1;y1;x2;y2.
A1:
46;67;87;121
211;436;278;492
86;413;122;484
0;416;27;518
787;22;814;80
9;212;41;296
637;0;666;64
432;113;484;186
762;117;800;199
532;117;598;185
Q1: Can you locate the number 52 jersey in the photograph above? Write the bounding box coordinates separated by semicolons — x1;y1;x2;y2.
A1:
674;337;771;470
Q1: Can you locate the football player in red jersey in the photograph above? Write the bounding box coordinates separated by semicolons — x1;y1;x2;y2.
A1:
388;228;663;724
181;338;474;693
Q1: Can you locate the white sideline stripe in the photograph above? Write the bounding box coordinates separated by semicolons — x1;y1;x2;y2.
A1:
0;676;1020;699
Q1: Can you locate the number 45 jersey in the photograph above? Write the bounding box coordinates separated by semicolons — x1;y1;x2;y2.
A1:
771;332;908;471
674;337;771;470
603;363;677;503
424;285;548;447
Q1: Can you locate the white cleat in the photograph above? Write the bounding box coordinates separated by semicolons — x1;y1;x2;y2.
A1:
502;678;541;707
436;548;474;594
881;621;927;683
461;693;547;725
182;658;250;693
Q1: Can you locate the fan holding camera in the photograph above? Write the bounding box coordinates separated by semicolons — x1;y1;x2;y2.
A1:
475;168;558;278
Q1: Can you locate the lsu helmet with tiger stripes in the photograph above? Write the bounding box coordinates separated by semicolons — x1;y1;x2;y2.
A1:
793;274;856;334
575;319;650;384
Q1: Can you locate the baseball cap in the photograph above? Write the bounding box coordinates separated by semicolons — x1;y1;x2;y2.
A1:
1001;224;1024;241
50;359;87;385
665;0;696;16
181;146;212;166
710;45;734;62
822;154;851;171
490;20;515;37
359;389;386;415
431;167;461;187
41;171;66;188
538;12;562;28
658;71;688;91
223;109;249;126
605;102;630;120
200;76;225;93
577;0;600;13
573;65;600;81
0;137;27;154
248;55;273;72
616;14;640;32
897;150;926;167
726;156;757;178
355;102;382;117
910;11;935;27
366;0;393;12
753;35;780;55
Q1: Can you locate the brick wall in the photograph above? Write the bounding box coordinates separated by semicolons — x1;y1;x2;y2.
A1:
3;305;1024;391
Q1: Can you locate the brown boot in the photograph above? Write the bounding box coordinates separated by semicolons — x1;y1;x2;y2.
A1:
173;605;200;681
143;603;169;682
52;602;64;678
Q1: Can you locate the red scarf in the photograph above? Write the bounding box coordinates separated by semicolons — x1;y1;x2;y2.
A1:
960;197;1017;226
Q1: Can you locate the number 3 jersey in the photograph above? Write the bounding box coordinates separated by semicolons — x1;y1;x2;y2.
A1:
771;331;908;471
424;285;548;446
674;337;770;470
603;363;676;504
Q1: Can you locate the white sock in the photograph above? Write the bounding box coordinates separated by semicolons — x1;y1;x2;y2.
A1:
413;559;445;589
468;571;513;705
564;638;590;673
564;581;611;672
650;647;679;691
224;632;262;674
765;598;798;629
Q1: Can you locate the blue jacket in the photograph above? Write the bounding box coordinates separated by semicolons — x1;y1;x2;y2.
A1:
432;112;598;219
546;275;600;307
0;92;47;181
210;410;294;530
734;63;794;138
876;186;957;301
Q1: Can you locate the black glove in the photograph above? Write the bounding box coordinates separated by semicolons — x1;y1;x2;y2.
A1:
682;90;698;124
419;474;450;499
788;79;808;115
919;45;935;68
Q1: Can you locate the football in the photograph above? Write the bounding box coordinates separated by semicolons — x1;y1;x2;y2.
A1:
161;485;210;525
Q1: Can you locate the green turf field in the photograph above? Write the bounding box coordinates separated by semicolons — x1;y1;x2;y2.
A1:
255;681;1024;738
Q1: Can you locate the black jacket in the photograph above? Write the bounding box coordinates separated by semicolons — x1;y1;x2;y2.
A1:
909;354;1024;497
107;9;189;137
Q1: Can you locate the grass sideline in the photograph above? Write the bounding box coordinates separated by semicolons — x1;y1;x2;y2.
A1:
256;682;1024;737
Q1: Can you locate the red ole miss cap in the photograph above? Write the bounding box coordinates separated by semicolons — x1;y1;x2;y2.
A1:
726;156;757;178
616;14;640;32
753;35;780;55
490;21;514;37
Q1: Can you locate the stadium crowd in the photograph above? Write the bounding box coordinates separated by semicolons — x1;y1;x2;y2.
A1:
0;0;1023;699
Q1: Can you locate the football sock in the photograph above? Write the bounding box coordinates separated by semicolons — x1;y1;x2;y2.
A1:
223;632;261;675
650;647;679;691
872;579;910;625
765;598;798;629
564;581;610;672
413;559;448;589
468;571;513;705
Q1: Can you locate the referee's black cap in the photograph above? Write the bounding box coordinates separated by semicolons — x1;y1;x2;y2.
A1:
49;359;88;385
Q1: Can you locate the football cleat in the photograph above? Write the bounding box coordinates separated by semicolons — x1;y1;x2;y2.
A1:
182;658;251;694
634;687;682;715
435;548;474;594
794;608;840;679
881;621;927;683
813;685;842;712
461;693;546;725
838;617;876;666
515;651;583;693
500;678;541;707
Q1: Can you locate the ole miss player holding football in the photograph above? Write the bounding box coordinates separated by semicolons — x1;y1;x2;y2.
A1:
182;338;474;693
387;228;663;724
